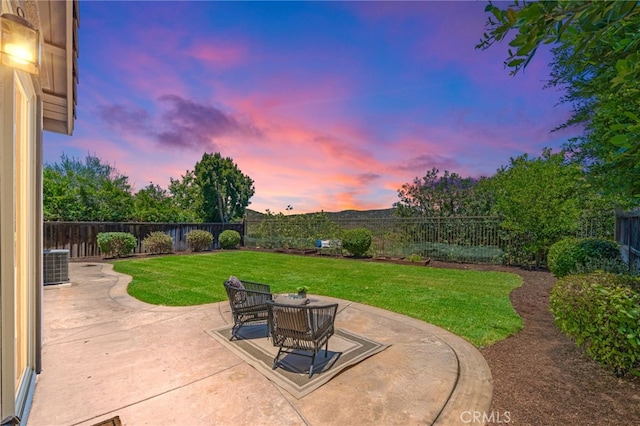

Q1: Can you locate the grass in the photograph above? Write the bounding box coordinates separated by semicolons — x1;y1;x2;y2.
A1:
113;251;523;347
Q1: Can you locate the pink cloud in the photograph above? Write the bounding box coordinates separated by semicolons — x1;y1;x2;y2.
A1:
187;43;249;68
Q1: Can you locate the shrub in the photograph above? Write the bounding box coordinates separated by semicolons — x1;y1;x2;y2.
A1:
342;228;372;257
219;230;241;249
142;231;173;254
580;238;620;260
186;229;213;252
548;237;622;277
547;237;581;277
97;232;137;258
550;272;640;377
574;257;629;275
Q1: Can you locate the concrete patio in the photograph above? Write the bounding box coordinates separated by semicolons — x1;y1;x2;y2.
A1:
27;262;492;425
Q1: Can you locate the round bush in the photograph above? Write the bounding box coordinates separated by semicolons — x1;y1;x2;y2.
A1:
219;230;241;249
97;232;137;258
548;237;581;277
142;231;173;254
548;237;622;278
186;229;214;252
342;228;372;257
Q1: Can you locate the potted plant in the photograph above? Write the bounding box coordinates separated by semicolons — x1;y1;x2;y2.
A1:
296;286;308;298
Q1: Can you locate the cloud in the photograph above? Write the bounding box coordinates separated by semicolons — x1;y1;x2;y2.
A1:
397;154;461;174
96;105;151;134
186;43;249;69
97;95;262;152
155;95;240;150
357;173;381;184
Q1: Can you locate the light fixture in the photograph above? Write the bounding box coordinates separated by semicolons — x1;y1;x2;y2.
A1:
0;7;40;74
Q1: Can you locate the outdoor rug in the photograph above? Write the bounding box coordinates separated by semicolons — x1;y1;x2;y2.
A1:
207;323;389;399
91;416;122;426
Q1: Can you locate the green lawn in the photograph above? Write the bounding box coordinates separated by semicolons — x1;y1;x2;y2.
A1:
113;251;523;347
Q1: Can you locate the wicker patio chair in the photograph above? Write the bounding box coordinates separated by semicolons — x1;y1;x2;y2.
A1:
267;301;339;378
223;277;273;340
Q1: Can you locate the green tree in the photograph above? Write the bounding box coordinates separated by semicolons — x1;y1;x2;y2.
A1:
477;1;640;201
168;170;202;219
488;148;585;267
132;182;196;222
193;152;255;223
395;168;492;217
43;154;134;221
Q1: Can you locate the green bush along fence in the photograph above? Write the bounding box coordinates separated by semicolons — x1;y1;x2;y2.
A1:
246;214;614;265
44;222;245;258
46;211;614;264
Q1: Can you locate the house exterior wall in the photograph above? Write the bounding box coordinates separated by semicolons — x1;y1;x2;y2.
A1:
0;0;47;422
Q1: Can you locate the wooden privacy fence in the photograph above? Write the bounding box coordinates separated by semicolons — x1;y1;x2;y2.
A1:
616;211;640;272
44;222;245;258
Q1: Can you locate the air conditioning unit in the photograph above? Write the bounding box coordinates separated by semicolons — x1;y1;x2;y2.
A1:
43;249;69;285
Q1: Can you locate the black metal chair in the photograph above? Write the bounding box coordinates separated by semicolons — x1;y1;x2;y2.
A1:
223;278;273;340
267;301;338;378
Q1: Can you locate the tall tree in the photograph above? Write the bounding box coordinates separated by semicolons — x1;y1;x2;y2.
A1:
488;148;585;267
395;168;491;217
168;170;202;221
43;154;133;221
477;1;640;201
193;152;255;222
132;182;196;222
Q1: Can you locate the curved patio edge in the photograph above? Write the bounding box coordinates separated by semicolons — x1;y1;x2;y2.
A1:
34;262;493;425
103;261;494;424
325;298;493;425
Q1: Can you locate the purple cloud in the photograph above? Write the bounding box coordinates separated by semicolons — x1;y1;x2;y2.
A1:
96;104;151;134
98;95;262;152
398;154;461;174
357;173;381;184
156;95;261;150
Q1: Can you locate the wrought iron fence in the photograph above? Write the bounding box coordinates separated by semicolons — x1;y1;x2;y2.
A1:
246;213;615;265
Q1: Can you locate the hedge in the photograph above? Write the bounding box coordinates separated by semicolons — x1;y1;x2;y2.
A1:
550;272;640;377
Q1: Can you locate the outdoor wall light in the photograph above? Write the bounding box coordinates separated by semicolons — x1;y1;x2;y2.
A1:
0;7;40;75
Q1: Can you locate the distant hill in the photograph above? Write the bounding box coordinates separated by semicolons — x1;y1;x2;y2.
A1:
324;208;396;220
245;208;396;221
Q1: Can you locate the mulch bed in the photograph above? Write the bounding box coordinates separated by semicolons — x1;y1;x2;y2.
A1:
428;260;640;425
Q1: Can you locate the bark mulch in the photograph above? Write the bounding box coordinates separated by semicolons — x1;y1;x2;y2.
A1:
429;261;640;425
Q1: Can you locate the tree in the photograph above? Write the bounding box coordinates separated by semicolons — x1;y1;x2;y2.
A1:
168;170;201;216
132;182;196;222
192;152;255;223
477;1;640;201
43;154;133;221
487;148;585;267
394;168;492;217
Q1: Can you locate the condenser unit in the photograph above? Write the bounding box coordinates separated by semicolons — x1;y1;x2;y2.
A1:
43;249;69;285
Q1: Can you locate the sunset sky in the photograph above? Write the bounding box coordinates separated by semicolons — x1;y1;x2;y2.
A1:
44;0;576;214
